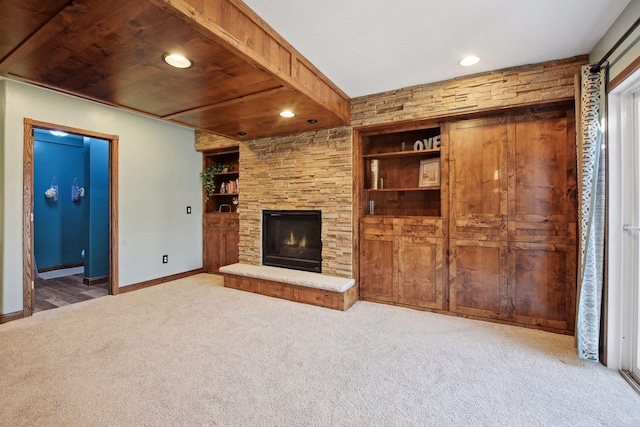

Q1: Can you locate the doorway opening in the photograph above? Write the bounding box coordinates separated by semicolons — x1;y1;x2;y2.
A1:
608;67;640;388
23;119;119;317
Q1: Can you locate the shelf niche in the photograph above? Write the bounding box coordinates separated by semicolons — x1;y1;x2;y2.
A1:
360;126;442;217
203;148;240;214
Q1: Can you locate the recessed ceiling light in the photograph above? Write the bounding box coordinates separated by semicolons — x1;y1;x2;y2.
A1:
238;132;247;136
279;110;295;118
163;53;193;69
49;130;68;137
459;56;480;67
307;119;318;124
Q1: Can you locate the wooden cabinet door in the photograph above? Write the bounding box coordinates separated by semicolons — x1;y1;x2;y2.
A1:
360;233;396;302
508;110;577;244
449;239;508;319
507;242;576;332
203;214;239;273
203;215;219;273
449;118;508;241
221;216;240;268
398;235;443;309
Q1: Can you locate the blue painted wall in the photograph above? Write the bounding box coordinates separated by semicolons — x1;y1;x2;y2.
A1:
34;131;85;269
84;137;109;279
34;130;109;279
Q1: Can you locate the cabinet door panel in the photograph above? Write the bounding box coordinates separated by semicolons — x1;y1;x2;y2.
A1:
508;111;577;243
203;214;239;273
449;239;508;319
360;216;395;235
449;118;508;240
203;222;217;272
398;236;443;309
400;217;443;237
507;242;576;332
360;234;396;302
222;216;240;268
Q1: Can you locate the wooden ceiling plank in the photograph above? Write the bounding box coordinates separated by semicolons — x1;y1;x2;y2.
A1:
1;0;350;140
0;0;71;62
162;86;287;120
0;0;76;73
168;85;346;140
147;0;350;123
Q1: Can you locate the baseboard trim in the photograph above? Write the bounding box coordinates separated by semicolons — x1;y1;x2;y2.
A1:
0;311;24;324
621;369;640;395
83;276;108;286
38;262;84;273
119;269;204;294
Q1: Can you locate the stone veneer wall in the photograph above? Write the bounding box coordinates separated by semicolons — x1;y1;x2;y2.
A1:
239;127;353;277
196;126;353;278
195;55;588;280
351;56;588;126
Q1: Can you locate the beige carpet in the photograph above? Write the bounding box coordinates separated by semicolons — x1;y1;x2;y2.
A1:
1;273;639;426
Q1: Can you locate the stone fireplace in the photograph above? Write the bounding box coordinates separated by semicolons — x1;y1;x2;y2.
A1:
238;126;353;278
262;210;322;273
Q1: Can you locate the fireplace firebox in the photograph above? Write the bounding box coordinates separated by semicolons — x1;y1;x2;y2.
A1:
262;210;322;273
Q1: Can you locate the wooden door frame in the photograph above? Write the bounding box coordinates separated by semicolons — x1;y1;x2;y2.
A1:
22;119;119;317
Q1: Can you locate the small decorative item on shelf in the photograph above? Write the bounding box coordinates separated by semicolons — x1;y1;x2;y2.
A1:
419;158;441;187
434;135;441;148
421;135;441;150
370;159;379;189
413;140;424;151
45;177;58;202
232;196;239;212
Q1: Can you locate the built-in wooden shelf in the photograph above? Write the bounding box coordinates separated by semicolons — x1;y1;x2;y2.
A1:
364;187;440;192
362;148;440;159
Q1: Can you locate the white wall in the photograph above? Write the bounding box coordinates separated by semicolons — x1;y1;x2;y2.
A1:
590;0;640;81
1;79;203;315
0;81;5;314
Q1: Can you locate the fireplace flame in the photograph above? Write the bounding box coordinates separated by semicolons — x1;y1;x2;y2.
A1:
286;230;296;246
282;231;309;248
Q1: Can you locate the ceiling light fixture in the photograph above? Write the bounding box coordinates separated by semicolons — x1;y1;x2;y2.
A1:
49;130;69;137
307;119;318;124
163;53;193;69
237;132;247;136
459;55;480;67
279;110;295;118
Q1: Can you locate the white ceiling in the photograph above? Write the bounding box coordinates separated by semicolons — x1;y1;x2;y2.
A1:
243;0;632;98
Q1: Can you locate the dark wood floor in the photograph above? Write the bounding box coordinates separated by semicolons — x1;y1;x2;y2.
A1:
34;274;108;313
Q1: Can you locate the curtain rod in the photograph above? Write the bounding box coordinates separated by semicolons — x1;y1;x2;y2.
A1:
591;16;640;73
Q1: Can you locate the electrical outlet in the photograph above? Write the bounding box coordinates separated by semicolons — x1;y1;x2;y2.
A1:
186;206;191;214
162;255;168;264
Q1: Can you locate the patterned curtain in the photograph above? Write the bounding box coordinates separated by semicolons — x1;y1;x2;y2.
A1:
576;65;606;361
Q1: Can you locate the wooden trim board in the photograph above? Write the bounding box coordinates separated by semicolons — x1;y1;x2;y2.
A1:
38;262;84;273
222;274;358;311
83;276;109;286
0;311;24;324
118;269;204;294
